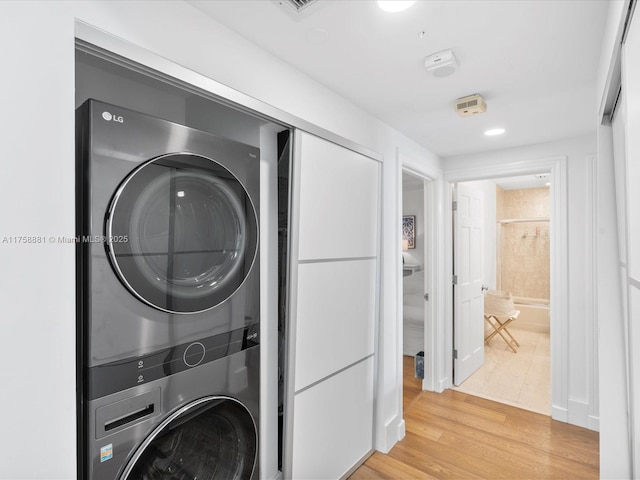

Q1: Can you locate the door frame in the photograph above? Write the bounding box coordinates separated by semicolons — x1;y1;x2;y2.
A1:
442;155;569;421
397;149;444;398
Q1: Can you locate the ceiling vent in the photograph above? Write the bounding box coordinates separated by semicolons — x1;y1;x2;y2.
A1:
455;94;487;117
276;0;320;14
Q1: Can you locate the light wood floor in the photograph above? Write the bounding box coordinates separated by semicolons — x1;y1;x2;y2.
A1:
350;356;599;479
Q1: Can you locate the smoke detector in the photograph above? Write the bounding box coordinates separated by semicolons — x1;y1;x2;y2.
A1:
424;50;459;78
455;94;487;117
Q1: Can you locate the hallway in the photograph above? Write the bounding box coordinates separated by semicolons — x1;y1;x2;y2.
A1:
350;356;598;479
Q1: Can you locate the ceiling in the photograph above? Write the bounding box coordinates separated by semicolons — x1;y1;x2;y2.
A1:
188;0;609;159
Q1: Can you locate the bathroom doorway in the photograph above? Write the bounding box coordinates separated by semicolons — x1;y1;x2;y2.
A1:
398;154;441;405
452;174;552;415
402;171;426;360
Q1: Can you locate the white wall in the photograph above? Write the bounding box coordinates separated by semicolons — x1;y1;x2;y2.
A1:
0;1;441;478
0;4;76;480
444;134;598;429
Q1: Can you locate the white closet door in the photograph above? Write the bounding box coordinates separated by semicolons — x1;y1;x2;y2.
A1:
287;131;380;479
294;259;376;391
621;10;640;475
296;133;379;260
291;357;374;480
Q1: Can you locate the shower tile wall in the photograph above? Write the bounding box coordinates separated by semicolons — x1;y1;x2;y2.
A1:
497;186;550;299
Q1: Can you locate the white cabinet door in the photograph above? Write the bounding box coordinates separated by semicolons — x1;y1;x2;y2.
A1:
291;357;374;480
294;259;376;391
286;131;380;479
296;133;379;260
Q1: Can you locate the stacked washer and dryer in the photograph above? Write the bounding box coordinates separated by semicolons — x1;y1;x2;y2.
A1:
76;100;261;479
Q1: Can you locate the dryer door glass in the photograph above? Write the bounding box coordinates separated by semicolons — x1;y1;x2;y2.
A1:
123;397;257;479
107;153;258;313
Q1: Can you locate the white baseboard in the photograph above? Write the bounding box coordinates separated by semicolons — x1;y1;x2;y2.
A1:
568;399;590;429
437;377;449;393
588;415;600;432
553;400;598;431
377;415;405;454
398;418;406;441
552;404;568;422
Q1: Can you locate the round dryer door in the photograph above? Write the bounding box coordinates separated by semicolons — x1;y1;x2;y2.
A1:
120;397;257;479
106;153;258;313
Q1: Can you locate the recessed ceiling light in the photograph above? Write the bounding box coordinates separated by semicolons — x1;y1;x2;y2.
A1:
484;128;505;136
377;1;416;13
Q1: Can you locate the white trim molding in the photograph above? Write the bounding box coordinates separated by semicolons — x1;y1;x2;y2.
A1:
377;415;405;454
398;150;444;398
443;155;570;423
587;154;600;432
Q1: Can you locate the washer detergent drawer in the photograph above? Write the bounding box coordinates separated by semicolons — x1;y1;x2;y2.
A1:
95;389;161;439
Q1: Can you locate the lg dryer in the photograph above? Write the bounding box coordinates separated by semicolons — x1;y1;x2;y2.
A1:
76;99;261;479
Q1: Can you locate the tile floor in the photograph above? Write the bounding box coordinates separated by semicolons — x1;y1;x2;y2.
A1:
453;327;550;415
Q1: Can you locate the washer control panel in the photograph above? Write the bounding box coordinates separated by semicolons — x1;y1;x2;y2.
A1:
88;323;259;400
183;342;206;367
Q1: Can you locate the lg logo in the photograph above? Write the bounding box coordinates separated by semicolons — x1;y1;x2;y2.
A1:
102;111;124;123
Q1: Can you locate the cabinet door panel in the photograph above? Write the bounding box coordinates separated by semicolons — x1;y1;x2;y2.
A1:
297;133;379;260
294;259;376;391
292;358;374;480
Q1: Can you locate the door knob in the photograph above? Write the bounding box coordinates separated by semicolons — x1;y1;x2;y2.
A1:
482;285;489;292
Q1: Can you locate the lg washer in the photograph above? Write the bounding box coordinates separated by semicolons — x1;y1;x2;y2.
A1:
76;99;260;479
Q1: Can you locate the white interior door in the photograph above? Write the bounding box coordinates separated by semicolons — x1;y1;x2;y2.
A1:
453;183;485;386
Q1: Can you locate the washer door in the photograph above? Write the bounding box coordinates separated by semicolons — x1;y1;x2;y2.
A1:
106;153;258;313
120;397;257;480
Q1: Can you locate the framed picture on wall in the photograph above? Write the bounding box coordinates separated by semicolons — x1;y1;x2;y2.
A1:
402;215;416;249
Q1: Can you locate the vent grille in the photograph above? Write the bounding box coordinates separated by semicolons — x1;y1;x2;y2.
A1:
282;0;319;12
457;99;478;109
455;94;487;117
